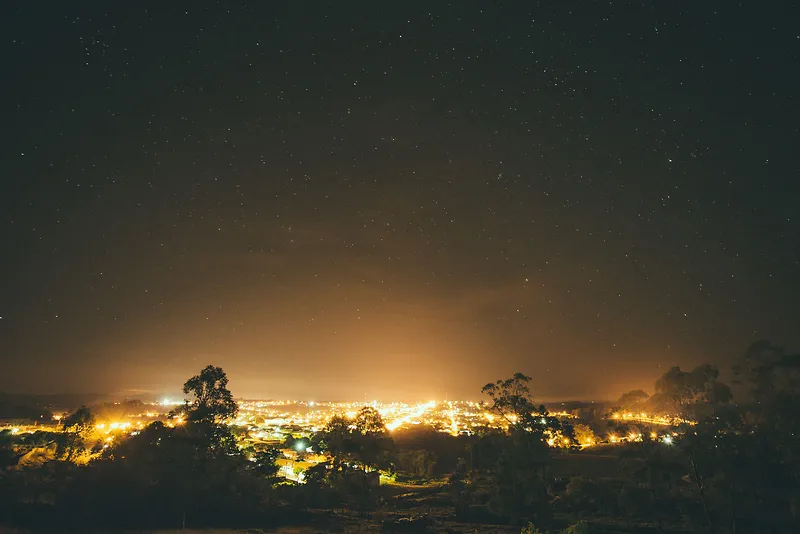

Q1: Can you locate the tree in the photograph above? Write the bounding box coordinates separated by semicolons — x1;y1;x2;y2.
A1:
135;366;242;527
314;414;356;472
56;405;95;461
87;419;247;528
248;447;281;479
306;410;389;512
487;427;552;524
726;341;800;532
641;365;736;529
353;407;393;470
61;405;95;434
733;340;800;428
85;367;260;529
453;373;553;526
396;449;437;480
313;408;392;473
354;406;386;435
572;424;597;447
175;365;238;424
650;364;732;422
616;389;649;410
482;372;537;427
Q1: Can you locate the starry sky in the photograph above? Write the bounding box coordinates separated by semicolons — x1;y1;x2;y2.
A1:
2;2;798;401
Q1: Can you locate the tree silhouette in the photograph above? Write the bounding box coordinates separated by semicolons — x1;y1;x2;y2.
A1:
650;364;731;422
83;366;258;529
616;389;649;410
354;406;386;435
248;447;280;479
452;373;553;526
60;405;95;433
314;414;356;472
56;405;95;461
482;372;537;427
313;407;392;473
727;341;800;531
175;365;238;424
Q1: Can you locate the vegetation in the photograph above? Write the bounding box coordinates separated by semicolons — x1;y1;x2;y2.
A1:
55;405;95;462
0;340;798;532
173;364;239;424
451;373;554;525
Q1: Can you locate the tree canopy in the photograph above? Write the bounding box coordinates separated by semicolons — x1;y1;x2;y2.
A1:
175;365;238;424
482;372;538;427
650;364;732;421
616;389;649;410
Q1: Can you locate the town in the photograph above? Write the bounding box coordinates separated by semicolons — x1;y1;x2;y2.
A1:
3;394;686;484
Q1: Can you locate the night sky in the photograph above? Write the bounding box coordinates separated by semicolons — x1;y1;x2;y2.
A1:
2;2;798;401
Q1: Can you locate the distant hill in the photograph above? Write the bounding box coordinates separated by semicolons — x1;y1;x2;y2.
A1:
0;392;109;415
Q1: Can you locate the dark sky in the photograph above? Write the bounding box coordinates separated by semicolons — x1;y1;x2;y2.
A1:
2;2;798;401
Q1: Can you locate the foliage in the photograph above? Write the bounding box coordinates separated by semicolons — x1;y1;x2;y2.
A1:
485;427;551;524
354;406;385;435
0;366;288;530
312;406;392;473
396;449;436;480
300;461;381;511
482;372;537;427
55;405;95;461
733;340;800;441
245;446;280;480
60;405;95;433
571;424;597;447
3;348;800;532
713;340;800;532
391;426;466;477
615;389;649;410
734;340;800;402
174;365;238;424
314;414;355;470
454;373;554;526
650;364;732;421
614;343;800;532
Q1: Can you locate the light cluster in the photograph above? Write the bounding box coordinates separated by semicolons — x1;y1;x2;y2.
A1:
610;411;695;426
233;399;579;441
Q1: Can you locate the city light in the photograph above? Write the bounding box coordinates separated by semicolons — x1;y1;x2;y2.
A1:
1;394;694;482
610;411;696;426
384;401;436;431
